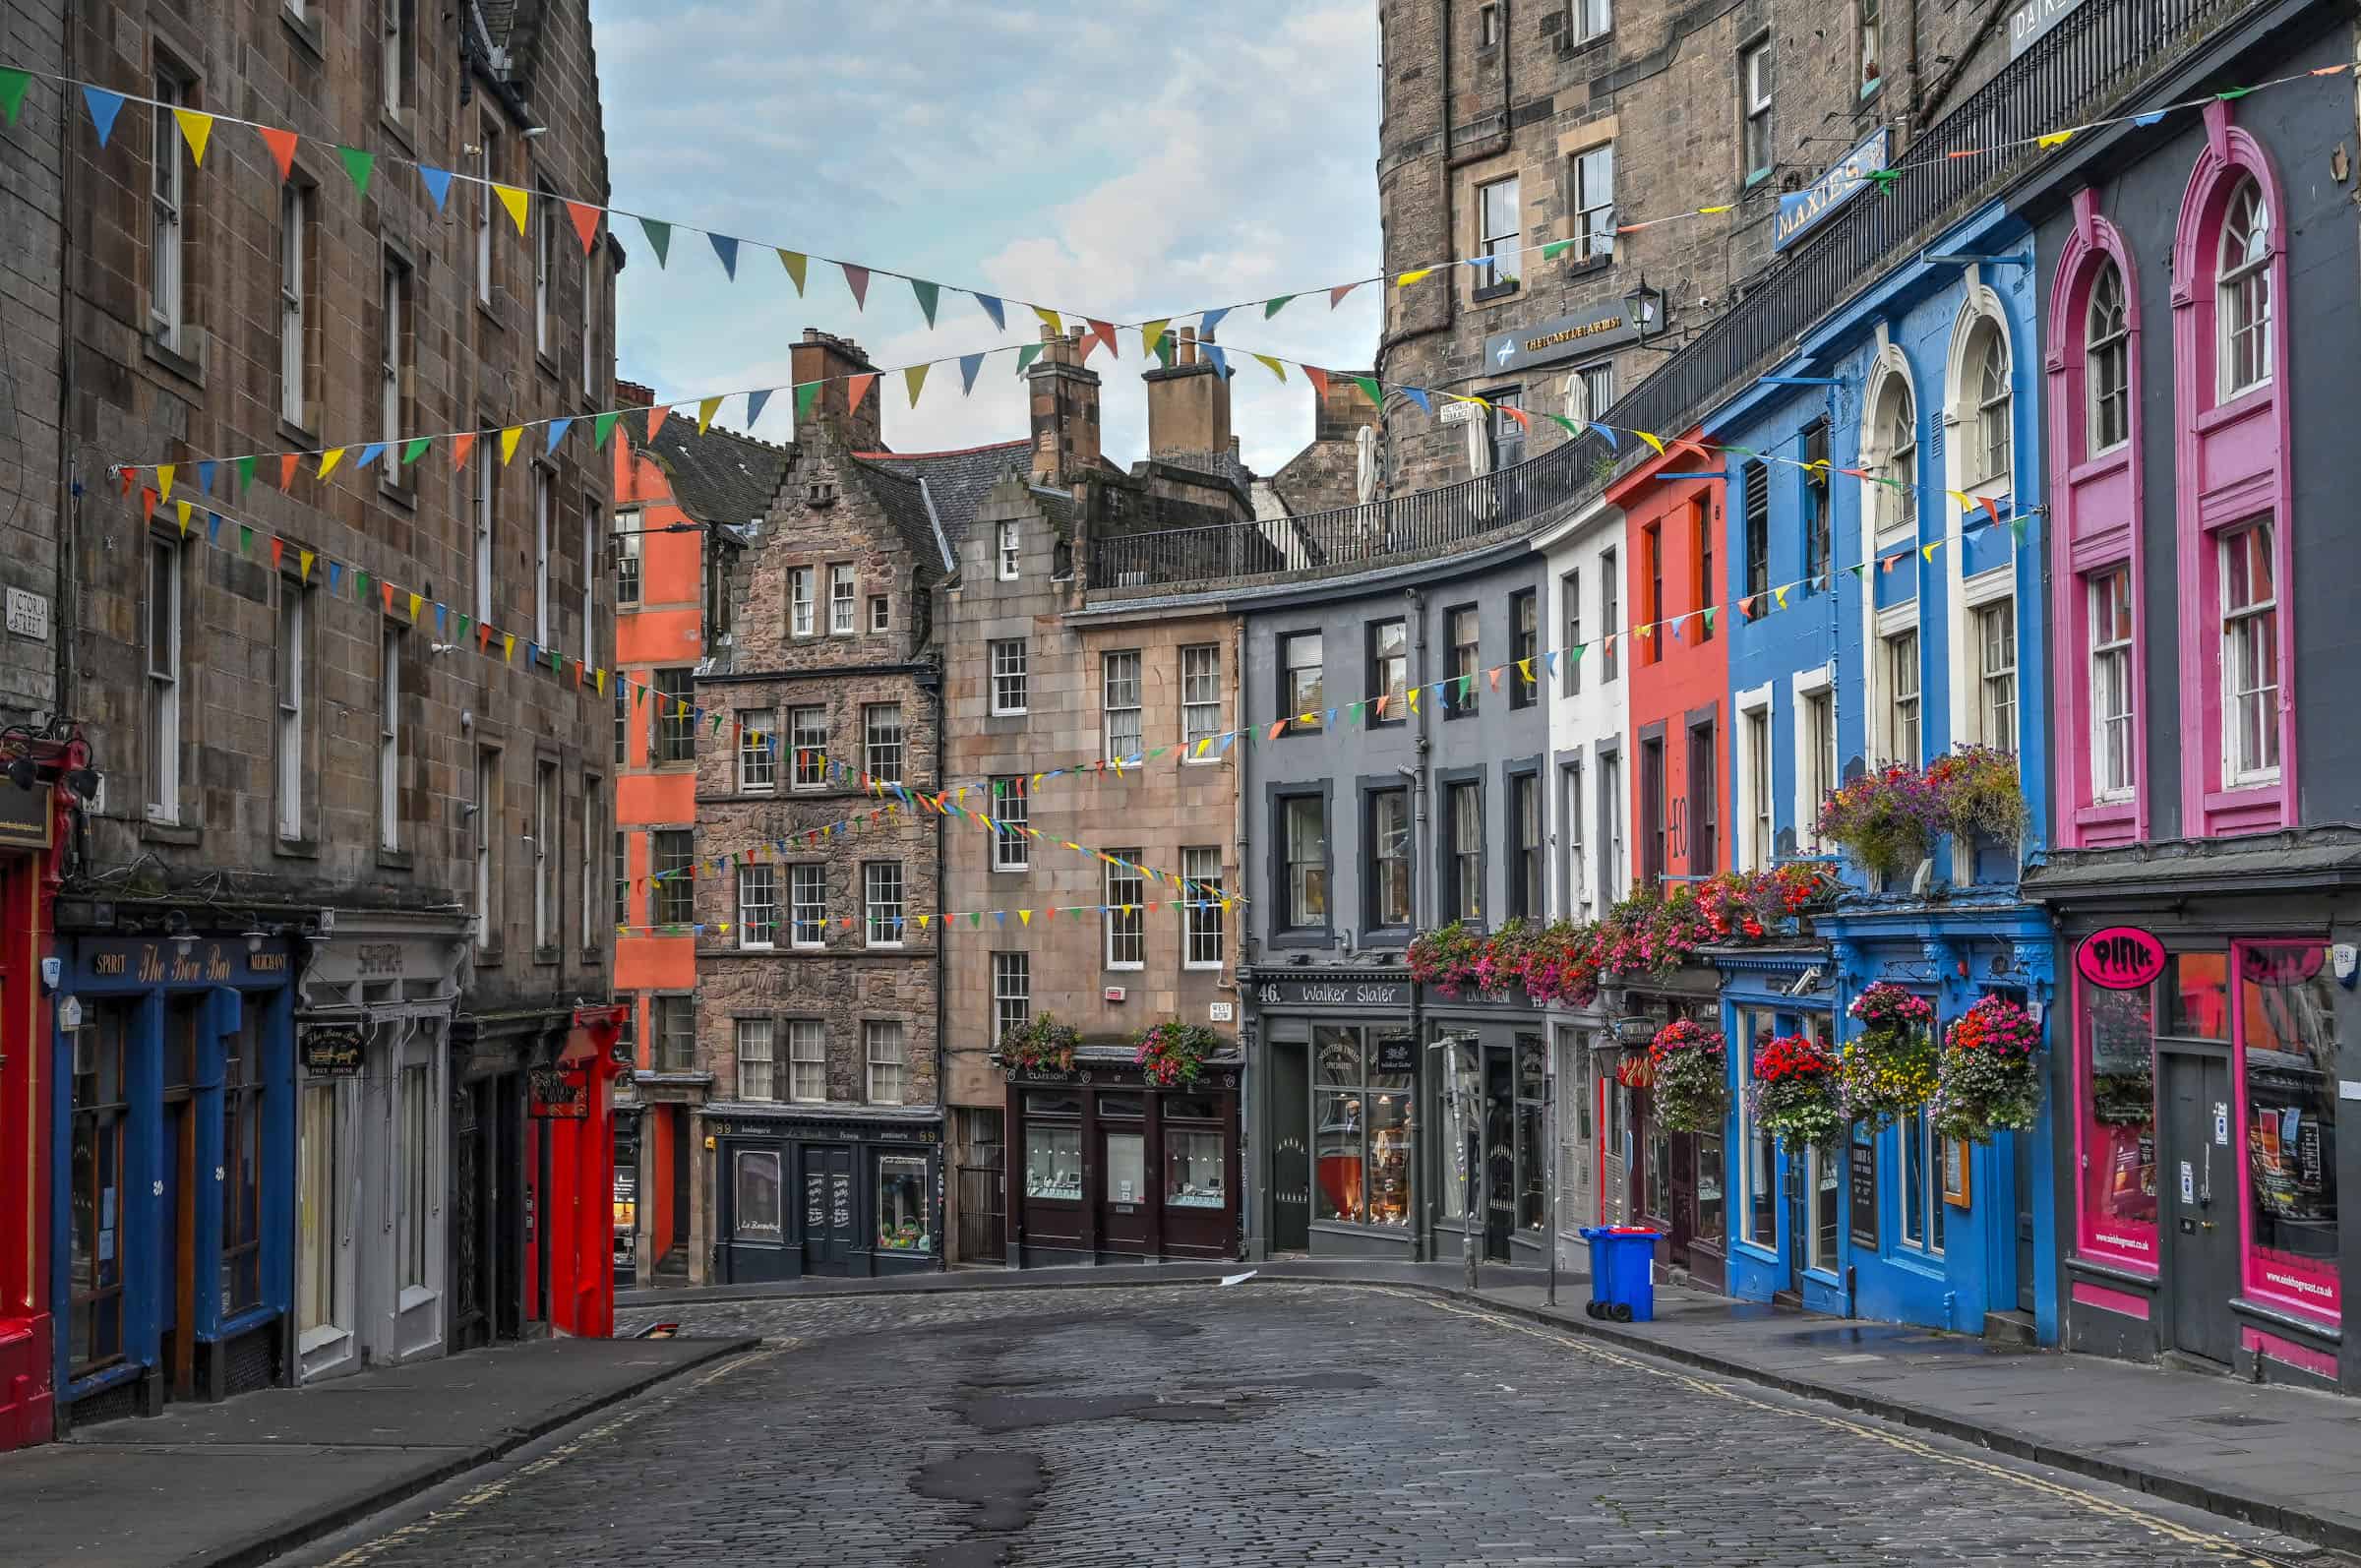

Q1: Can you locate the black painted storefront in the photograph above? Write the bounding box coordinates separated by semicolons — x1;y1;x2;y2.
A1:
709;1106;941;1282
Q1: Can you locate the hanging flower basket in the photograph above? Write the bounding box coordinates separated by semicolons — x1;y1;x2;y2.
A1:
1838;982;1938;1130
1647;1018;1728;1134
1926;745;2031;848
1931;994;2043;1142
1817;763;1951;883
999;1012;1080;1074
1747;1033;1847;1151
1135;1020;1219;1090
1409;921;1484;997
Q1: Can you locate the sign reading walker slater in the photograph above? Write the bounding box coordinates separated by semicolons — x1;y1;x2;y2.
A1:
1775;126;1891;253
2008;0;2088;57
1481;297;1645;377
1255;977;1410;1010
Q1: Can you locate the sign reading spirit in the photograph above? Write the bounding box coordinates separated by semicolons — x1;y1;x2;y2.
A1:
2075;927;2167;992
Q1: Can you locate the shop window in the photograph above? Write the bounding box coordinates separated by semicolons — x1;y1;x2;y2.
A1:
220;1018;265;1315
399;1061;434;1289
1518;1035;1546;1233
1026;1118;1082;1201
2079;982;2158;1263
1900;1106;1945;1256
1105;1129;1147;1204
1804;1015;1840;1271
1736;1011;1776;1250
298;1081;339;1335
2237;942;2338;1315
67;1003;132;1374
1312;1025;1413;1229
1167;1126;1225;1210
733;1150;782;1240
878;1155;929;1253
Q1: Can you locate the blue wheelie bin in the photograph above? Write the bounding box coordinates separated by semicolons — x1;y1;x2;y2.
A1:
1578;1227;1663;1323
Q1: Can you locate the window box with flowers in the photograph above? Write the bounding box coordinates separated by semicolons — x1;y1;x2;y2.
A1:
1135;1020;1219;1089
1927;745;2031;882
1817;764;1951;887
999;1012;1081;1076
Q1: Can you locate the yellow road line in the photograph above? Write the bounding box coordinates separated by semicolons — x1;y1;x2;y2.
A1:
319;1342;791;1568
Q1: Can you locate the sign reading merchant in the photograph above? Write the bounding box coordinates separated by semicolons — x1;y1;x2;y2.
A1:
1481;296;1646;377
0;775;51;851
1774;126;1891;253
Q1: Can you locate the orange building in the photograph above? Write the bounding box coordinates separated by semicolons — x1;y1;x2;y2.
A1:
609;381;786;1286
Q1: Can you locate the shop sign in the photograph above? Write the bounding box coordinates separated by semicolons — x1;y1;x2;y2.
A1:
528;1065;588;1118
1774;126;1891;253
2075;927;2166;992
2241;944;2327;986
1612;1016;1657;1045
1480;297;1646;375
1373;1034;1418;1075
1255;978;1409;1009
0;775;50;850
2008;0;2088;57
81;936;287;986
300;1024;365;1076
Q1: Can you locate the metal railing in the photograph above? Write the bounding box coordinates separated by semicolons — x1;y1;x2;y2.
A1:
1088;0;2247;595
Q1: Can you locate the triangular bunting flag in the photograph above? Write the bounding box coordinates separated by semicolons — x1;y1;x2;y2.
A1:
157;464;176;503
418;165;454;212
1140;319;1170;355
708;231;739;279
235;454;257;493
904;363;929;406
1263;294;1296;318
646;403;669;440
1303;366;1330;398
318;448;345;479
640;217;672;267
278;453;299;490
1252;354;1287;382
565;201;601;253
401;437;432;466
745;388;771;427
81;87;124;149
493;183;529;234
0;68;30;129
1406;387;1434;415
958;353;985;395
1085;319;1119;357
354;443;386;471
499;426;524;465
972;291;1004;329
1354;376;1383;407
1396;268;1434;286
1032;306;1061;335
696;395;722;434
846;373;875;413
540;419;571;456
339;146;378;200
298;549;315;582
1636;431;1666;454
1329;280;1363;308
909;278;939;326
452;432;477;470
841;263;870;309
793;383;820;424
1014;343;1044;376
172;108;213;166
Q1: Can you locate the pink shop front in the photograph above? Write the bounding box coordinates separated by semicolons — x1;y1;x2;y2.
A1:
2033;851;2352;1390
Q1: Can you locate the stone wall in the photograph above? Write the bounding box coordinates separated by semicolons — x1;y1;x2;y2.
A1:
0;0;64;728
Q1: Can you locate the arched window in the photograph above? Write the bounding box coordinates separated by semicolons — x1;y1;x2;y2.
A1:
1970;324;2011;489
1873;372;1916;533
2218;179;2271;397
2085;262;2130;452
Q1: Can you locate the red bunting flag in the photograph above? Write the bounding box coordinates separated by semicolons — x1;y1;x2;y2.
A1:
257;125;299;182
1086;319;1119;358
565;201;601;254
278;453;299;490
847;374;876;413
1329;280;1362;308
841;263;871;310
1978;495;2002;527
1487;666;1500;692
1304;366;1330;399
140;487;156;521
1501;405;1533;429
452;432;477;470
478;622;492;651
270;537;284;571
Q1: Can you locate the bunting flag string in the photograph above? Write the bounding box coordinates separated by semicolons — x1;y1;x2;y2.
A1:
610;897;1236;941
8;54;2339;441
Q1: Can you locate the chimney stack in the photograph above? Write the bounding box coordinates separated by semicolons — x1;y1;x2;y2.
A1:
1026;326;1101;485
788;329;882;452
1143;325;1232;461
616;379;656;408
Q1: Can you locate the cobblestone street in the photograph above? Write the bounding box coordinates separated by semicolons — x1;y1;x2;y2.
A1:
278;1284;2334;1568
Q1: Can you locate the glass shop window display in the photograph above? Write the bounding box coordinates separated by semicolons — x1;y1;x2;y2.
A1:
1164;1093;1227;1208
1315;1025;1413;1227
2238;943;2339;1308
1025;1091;1084;1200
876;1155;930;1252
1101;1094;1147;1204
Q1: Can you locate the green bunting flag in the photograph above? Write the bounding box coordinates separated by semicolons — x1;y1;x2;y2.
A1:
1153;334;1175;369
235;454;257;492
1014;342;1044;375
640;216;672;268
909;278;939;327
1701;606;1716;633
1541;239;1572;261
238;524;252;555
0;67;30;128
793;382;821;423
592;410;621;450
1262;294;1296;318
337;146;376;199
400;437;431;466
1353;376;1383;407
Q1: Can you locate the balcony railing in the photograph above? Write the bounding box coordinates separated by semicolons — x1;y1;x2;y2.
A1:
1088;0;2247;595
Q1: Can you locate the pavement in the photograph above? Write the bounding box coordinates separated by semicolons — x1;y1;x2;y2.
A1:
3;1331;755;1568
624;1258;2361;1557
274;1282;2329;1566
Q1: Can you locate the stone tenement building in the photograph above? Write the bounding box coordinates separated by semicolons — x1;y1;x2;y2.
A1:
1375;0;2018;492
938;331;1248;1267
34;0;618;1436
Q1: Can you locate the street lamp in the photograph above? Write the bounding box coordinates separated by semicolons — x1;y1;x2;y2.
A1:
1624;272;1673;352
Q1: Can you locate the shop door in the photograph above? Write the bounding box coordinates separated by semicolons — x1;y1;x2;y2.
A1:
668;1114;690;1270
1269;1040;1311;1251
1665;1131;1695;1270
806;1146;856;1277
160;1094;196;1398
1098;1122;1150;1253
2013;1125;2036;1314
1564;1064;1596;1229
2163;1054;2238;1364
1483;1048;1514;1261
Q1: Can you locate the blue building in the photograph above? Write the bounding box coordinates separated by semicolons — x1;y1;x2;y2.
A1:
1698;197;2061;1343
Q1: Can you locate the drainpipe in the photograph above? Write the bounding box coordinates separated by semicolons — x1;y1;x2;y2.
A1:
1233;613;1254;1261
1408;586;1431;1263
920;657;947;1271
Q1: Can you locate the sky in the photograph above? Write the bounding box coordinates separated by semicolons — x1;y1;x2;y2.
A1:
587;1;1383;474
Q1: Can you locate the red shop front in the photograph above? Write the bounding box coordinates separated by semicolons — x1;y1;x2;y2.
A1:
528;1005;628;1339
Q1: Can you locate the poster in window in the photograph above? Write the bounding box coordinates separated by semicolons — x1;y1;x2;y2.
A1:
1847;1132;1879;1249
1942;1137;1972;1208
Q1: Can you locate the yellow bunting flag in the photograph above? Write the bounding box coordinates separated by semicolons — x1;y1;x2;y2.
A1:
1517;658;1533;685
502;633;515;663
298;550;315;582
904;363;929;407
499;426;524;465
1252;354;1287;381
173;108;213;166
1697;204;1733;214
1396;268;1435;286
1774;584;1789;610
1407;687;1420;714
494;183;530;234
175;499;192;534
1140;319;1169;355
696;395;722;434
2037;130;2077;150
1033;305;1062;335
157;463;176;502
1946;489;1971;513
318;448;345;479
1635;431;1666;454
407;592;423;623
1018;910;1033;927
917;914;931;931
1922;540;1942;562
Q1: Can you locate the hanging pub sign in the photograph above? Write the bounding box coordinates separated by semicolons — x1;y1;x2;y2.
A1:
0;774;51;851
529;1064;588;1118
299;1024;365;1076
2074;927;2168;992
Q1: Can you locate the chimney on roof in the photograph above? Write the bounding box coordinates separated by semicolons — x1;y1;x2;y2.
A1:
616;380;655;408
1143;324;1231;461
1315;370;1382;443
1027;326;1100;485
789;329;881;452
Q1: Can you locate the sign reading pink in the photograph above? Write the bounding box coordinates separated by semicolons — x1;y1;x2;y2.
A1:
2075;926;2167;992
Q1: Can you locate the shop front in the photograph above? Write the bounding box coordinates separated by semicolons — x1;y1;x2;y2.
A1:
1711;946;1845;1313
447;1010;547;1352
0;755;72;1449
707;1106;941;1282
1546;1000;1614;1276
2034;846;2354;1388
529;1006;626;1338
1597;969;1725;1290
1426;995;1554;1273
49;919;297;1429
292;916;465;1382
1817;901;2058;1341
1004;1047;1242;1268
1247;970;1420;1261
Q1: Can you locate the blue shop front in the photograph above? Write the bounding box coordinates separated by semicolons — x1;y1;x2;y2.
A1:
1712;942;1847;1316
50;925;297;1427
1816;899;2060;1343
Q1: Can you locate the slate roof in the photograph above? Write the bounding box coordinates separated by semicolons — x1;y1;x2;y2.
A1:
849;458;951;575
854;440;1031;549
642;423;788;527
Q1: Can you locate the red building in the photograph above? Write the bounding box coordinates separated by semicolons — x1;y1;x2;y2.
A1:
530;1004;628;1338
609;385;786;1286
1604;433;1734;1288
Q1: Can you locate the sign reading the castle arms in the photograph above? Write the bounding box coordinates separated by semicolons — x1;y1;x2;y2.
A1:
0;776;50;851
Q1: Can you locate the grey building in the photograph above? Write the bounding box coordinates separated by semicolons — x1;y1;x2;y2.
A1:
1236;538;1553;1269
